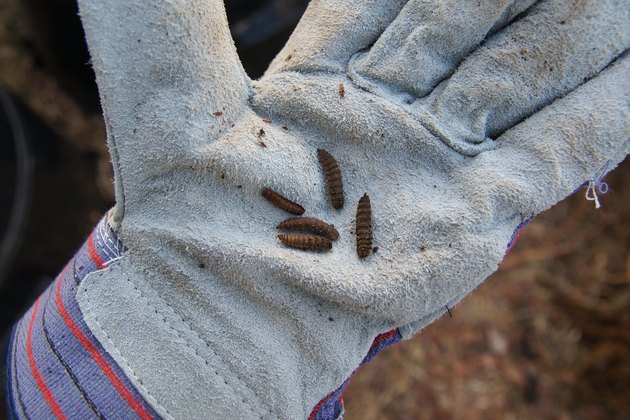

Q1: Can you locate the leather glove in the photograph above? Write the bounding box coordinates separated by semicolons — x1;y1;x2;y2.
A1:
23;0;629;418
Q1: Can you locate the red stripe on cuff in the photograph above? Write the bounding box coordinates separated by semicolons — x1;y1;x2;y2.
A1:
56;266;153;420
372;330;397;345
27;297;67;420
87;232;106;269
308;391;330;420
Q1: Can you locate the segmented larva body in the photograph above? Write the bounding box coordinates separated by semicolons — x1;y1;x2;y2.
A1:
261;188;305;215
317;149;344;210
277;217;339;241
356;193;372;258
278;234;332;252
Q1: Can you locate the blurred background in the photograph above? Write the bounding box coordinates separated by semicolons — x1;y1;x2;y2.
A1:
0;1;628;419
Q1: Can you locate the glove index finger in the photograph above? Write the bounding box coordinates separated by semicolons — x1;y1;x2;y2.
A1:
478;52;630;218
348;0;536;99
79;0;252;217
79;0;251;153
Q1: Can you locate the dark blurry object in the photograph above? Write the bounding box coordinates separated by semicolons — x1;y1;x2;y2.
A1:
0;88;33;301
0;88;110;336
227;0;308;78
21;0;101;112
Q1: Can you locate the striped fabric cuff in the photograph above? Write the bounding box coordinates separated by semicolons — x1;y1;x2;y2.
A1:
6;218;157;419
5;217;402;420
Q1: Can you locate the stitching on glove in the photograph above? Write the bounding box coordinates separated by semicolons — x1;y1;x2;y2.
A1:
83;267;274;419
585;160;612;209
80;278;173;419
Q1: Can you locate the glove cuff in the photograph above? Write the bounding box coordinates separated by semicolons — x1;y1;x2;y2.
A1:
71;218;400;418
5;217;158;419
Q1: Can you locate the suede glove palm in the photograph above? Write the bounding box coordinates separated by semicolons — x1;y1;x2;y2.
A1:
75;0;629;418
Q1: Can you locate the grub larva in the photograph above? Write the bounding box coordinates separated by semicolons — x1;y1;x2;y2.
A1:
278;234;332;252
277;217;339;241
317;149;344;210
356;193;372;258
261;188;305;215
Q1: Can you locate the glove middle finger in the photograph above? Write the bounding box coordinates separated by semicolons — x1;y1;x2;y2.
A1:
349;0;537;98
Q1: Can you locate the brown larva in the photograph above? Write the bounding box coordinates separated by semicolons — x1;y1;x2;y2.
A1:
277;217;339;241
261;188;305;215
339;83;345;98
278;234;332;252
356;193;372;258
317;149;344;210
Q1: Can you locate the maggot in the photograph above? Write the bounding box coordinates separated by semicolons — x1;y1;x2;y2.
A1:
277;217;339;241
278;234;332;252
261;188;305;215
356;193;372;258
317;149;344;210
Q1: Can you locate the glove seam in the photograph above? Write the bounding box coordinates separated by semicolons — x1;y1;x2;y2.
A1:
82;265;275;419
102;107;125;227
80;271;174;419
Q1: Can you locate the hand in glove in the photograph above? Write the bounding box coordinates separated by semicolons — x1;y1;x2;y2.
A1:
9;0;629;419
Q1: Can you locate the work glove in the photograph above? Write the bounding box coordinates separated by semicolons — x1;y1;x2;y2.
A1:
9;0;629;419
